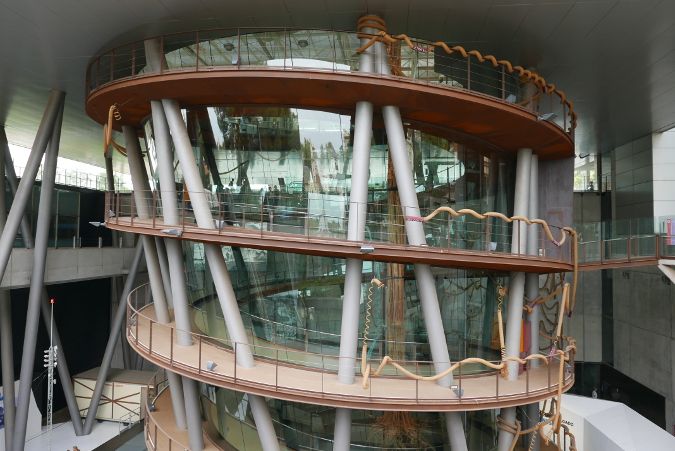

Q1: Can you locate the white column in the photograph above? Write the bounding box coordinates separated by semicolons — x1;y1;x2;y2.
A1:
162;99;280;451
333;24;377;451
123;125;188;430
498;148;532;451
150;100;204;450
377;40;466;450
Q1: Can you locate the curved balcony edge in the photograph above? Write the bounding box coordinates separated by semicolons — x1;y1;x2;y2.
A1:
127;295;575;413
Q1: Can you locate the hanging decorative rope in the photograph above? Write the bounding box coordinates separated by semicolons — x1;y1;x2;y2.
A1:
103;104;127;157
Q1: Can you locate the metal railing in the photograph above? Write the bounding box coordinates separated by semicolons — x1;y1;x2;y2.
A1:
128;283;575;407
105;190;575;266
86;28;573;138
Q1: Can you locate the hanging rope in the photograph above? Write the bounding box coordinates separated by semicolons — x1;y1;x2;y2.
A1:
355;16;576;131
103;104;127;157
360;277;384;388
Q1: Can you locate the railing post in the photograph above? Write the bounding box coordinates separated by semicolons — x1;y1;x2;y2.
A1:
276;349;279;390
496;368;499;400
526;360;530;394
198;336;202;375
149;320;153;352
501;65;506;99
152;190;156;228
458;362;462;402
466;55;471;91
170;327;174;365
234;342;237;382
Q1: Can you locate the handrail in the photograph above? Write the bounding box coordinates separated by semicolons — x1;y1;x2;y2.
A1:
86;27;573;137
105;190;576;269
127;283;575;409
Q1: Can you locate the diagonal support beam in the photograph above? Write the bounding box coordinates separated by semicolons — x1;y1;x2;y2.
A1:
82;241;143;434
13;93;72;450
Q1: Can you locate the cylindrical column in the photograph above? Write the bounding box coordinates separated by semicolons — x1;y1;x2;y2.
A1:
13;98;63;451
498;148;532;451
0;91;63;282
123;125;187;430
333;22;377;449
526;155;540;361
337;25;376;384
378;39;466;450
525;155;540;450
162;98;280;451
83;241;143;433
155;237;174;308
150;99;204;450
0;129;14;451
181;378;204;451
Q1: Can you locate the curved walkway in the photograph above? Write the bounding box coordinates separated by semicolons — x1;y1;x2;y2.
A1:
127;301;574;412
108;215;573;274
144;385;220;451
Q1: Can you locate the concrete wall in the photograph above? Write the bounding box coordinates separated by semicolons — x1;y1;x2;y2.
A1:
538;157;574;227
652;129;675;225
0;246;137;288
611;266;675;433
612;135;653;221
568;269;603;363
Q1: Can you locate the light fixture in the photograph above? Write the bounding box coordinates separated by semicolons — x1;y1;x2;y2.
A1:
505;94;517;103
108;209;116;218
537;113;557;121
297;39;309;48
224;43;235;51
360;244;375;254
451;384;464;397
89;221;106;227
206;360;217;371
161;228;183;237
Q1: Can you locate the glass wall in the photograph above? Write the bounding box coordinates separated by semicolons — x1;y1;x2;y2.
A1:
142;106;515;253
199;384;498;450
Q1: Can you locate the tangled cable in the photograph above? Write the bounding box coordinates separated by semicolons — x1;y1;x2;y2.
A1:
355;15;576;132
103;104;127;157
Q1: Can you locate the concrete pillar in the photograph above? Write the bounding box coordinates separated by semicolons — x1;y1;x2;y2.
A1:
151;99;203;450
123;125;188;430
13;97;64;451
162;98;280;451
333;22;377;451
497;148;532;451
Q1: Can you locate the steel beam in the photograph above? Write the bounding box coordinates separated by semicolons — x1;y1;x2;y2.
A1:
82;241;143;434
13;96;65;450
0;91;63;282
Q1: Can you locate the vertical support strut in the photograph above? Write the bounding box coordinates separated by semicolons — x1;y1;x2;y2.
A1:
82;241;143;434
162;98;280;451
123;125;188;430
13;95;65;451
333;20;377;451
0;126;15;451
498;148;532;451
151;99;203;450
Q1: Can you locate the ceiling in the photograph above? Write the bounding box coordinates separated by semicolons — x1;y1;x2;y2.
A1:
1;0;674;172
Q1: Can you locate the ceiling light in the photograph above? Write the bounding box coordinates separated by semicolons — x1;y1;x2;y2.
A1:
161;228;183;237
224;43;235;51
297;39;309;48
505;94;517;103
